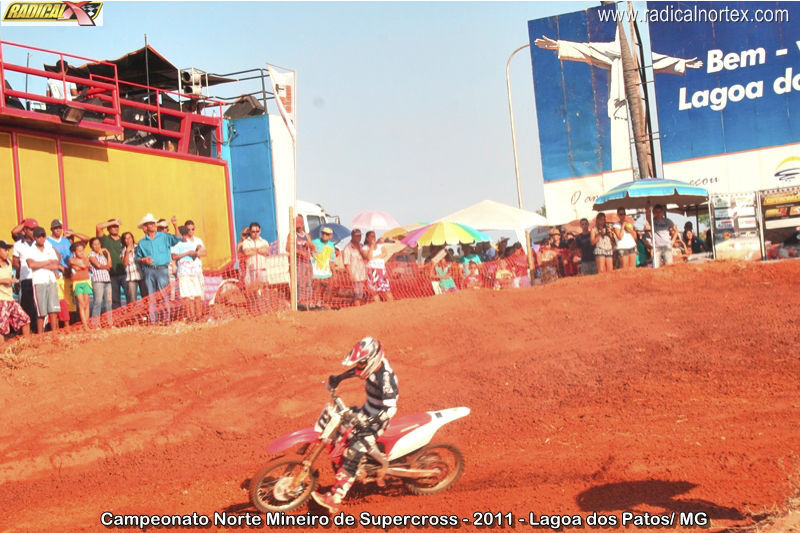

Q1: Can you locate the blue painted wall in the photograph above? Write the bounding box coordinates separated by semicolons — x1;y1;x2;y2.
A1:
222;115;278;243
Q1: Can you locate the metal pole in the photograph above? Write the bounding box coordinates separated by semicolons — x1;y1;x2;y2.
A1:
260;68;268;111
289;207;297;311
506;43;530;210
292;67;298;311
709;199;717;260
144;34;150;98
25;53;30;110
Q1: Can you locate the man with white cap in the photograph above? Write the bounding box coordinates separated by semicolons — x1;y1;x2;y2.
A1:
135;213;181;324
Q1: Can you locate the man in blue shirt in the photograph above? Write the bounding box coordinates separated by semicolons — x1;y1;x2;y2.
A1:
135;213;180;324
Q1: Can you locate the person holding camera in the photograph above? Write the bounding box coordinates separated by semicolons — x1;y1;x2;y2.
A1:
590;212;615;273
613;208;638;270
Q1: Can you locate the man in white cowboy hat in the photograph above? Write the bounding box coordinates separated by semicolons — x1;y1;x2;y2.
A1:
134;213;181;324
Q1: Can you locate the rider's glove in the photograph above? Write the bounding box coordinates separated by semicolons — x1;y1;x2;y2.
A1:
327;374;341;390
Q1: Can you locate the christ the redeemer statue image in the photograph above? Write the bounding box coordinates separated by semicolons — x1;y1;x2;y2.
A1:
535;28;703;171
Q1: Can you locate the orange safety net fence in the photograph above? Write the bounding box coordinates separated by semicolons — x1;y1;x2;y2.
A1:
31;252;545;332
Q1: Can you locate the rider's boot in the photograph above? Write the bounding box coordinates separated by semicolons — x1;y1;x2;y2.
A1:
311;469;354;514
367;444;388;488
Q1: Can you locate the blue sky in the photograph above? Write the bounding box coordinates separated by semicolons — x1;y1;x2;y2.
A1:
0;1;593;226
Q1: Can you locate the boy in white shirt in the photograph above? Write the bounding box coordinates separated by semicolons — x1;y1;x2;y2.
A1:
25;227;61;333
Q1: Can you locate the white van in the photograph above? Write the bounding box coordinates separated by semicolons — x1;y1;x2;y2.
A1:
296;200;340;234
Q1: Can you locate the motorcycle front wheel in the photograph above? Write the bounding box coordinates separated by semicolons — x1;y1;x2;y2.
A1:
249;459;318;512
403;443;464;495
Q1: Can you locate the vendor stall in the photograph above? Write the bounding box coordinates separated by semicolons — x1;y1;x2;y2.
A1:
709;192;761;261
759;186;800;260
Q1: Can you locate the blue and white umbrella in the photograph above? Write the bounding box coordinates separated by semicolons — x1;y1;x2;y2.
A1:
593;178;710;266
593;178;709;211
309;222;351;243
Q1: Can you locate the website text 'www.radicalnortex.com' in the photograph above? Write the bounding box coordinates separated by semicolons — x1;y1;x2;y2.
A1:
598;5;790;24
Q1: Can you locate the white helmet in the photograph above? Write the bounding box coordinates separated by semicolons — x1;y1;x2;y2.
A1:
342;337;384;378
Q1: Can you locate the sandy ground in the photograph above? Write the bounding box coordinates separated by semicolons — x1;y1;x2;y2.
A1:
1;260;799;533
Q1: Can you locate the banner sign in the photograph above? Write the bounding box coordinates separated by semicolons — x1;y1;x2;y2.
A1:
266;65;296;141
527;5;704;223
648;1;800;194
528;4;626;183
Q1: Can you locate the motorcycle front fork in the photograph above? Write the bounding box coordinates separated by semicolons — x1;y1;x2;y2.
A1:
288;442;326;491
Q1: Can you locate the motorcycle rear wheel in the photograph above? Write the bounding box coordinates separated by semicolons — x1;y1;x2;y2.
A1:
249;459;318;512
403;443;464;495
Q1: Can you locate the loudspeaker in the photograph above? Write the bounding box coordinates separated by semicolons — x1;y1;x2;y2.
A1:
60;106;85;124
223;94;265;120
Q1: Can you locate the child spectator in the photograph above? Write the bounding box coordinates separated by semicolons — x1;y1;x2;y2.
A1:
0;240;31;338
433;255;457;293
463;261;483;289
493;259;514;290
68;241;92;329
564;236;580;277
87;237;112;327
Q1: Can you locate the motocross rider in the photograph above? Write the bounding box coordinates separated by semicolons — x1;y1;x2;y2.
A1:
311;337;399;514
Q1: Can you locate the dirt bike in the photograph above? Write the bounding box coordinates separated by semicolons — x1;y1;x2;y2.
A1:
249;384;470;512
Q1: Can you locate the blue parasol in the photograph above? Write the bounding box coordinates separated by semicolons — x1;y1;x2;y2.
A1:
309;222;351;242
593;178;709;268
593;178;708;211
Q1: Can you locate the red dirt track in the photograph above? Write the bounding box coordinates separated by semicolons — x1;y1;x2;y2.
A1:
1;260;799;532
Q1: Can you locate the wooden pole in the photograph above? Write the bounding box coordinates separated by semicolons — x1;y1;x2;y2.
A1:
289;207;297;311
525;229;536;285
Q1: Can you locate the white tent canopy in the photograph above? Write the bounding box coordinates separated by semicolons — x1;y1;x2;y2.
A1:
438;199;547;251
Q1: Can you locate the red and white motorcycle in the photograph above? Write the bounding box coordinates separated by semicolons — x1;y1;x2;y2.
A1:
249;384;470;512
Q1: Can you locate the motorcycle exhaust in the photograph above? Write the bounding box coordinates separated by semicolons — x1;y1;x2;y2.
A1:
385;467;439;479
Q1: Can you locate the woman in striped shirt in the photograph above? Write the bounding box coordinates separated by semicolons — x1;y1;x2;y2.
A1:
121;232;145;305
88;237;113;327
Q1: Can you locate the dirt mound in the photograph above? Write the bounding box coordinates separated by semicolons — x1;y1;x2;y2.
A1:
1;260;799;532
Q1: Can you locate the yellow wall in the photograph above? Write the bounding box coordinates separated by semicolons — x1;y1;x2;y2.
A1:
0;133;18;234
1;129;233;269
61;142;233;269
18;134;62;228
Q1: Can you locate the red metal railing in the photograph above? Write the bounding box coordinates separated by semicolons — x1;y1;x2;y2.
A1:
88;74;225;154
0;40;224;158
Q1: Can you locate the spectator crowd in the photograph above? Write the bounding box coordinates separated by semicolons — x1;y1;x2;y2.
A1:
1;214;205;338
1;206;710;340
533;205;711;282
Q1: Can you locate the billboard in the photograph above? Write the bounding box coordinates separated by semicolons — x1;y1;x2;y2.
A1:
528;4;703;223
648;1;800;194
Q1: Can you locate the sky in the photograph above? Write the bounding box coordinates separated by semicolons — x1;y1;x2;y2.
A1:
0;0;596;227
